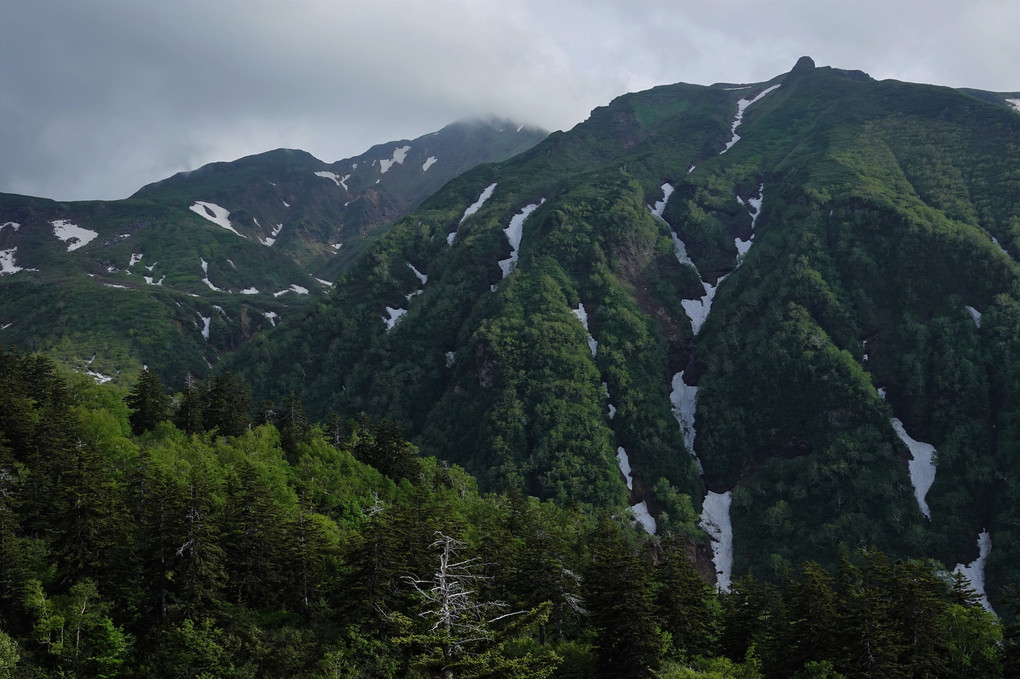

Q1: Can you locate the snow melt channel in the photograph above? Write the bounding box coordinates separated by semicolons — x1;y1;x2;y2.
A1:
890;417;937;519
683;276;729;336
720;84;781;154
450;182;498;245
700;491;734;591
670;371;703;473
954;530;994;612
498;200;544;278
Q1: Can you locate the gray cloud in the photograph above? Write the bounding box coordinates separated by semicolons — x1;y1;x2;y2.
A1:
2;0;1017;201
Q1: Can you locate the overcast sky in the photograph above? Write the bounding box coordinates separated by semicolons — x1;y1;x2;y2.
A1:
3;0;1018;201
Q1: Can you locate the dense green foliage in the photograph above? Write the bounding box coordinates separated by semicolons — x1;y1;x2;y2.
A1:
0;349;1015;678
223;59;1020;611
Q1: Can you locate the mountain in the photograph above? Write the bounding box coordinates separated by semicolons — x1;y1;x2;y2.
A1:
227;57;1020;605
0;118;546;388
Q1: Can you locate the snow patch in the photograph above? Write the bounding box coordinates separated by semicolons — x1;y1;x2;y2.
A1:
445;351;456;367
891;418;937;519
263;311;279;326
648;182;674;219
616;446;634;490
143;275;165;286
200;316;211;340
240;287;259;295
631;501;657;535
383;306;406;331
189;202;243;238
0;222;20;232
1006;99;1020;114
51;219;98;251
0;323;11;330
273;284;309;297
671;233;696;269
315;171;344;187
315;277;333;287
0;249;23;275
682;276;728;336
700;491;734;591
85;369;113;385
954;530;994;612
878;387;887;399
572;303;598;357
200;258;221;292
498;200;544;278
459;182;498;225
670;371;703;473
965;306;982;328
103;283;128;289
129;253;143;267
720;84;781;154
259;223;284;247
422;156;438;172
408;262;428;285
379;145;411;174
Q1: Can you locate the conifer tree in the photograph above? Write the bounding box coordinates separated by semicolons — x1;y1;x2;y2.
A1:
126;367;171;436
584;516;661;678
655;535;720;660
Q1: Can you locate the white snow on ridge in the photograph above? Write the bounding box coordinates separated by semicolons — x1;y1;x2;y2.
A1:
648;182;674;219
670;371;703;473
422;156;438;172
954;530;994;612
1007;99;1020;114
631;501;657;535
189;202;243;238
0;249;23;275
720;84;782;154
51;219;98;251
379;145;411;174
383;306;406;331
891;417;937;519
572;303;598;357
460;182;498;225
617;446;634;490
498;200;544;278
965;306;982;328
700;491;734;591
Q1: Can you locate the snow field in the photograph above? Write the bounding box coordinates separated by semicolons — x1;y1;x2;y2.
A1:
129;253;143;267
422;156;438;172
700;491;734;590
51;219;98;251
273;284;309;297
890;417;937;519
965;306;982;328
1007;99;1020;114
0;222;20;232
379;145;411;174
263;311;279;326
616;446;634;490
189;202;243;238
682;276;728;336
0;249;23;275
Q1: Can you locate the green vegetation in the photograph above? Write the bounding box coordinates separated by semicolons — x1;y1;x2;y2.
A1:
0;349;1015;678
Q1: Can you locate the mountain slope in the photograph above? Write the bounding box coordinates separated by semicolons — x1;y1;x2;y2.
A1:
228;57;1020;605
0;118;546;388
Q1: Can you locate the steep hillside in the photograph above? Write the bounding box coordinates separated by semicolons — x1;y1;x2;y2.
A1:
228;57;1020;606
0;118;546;389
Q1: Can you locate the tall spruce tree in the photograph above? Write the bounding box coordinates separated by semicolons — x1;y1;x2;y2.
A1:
584;517;661;679
126;368;171;436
